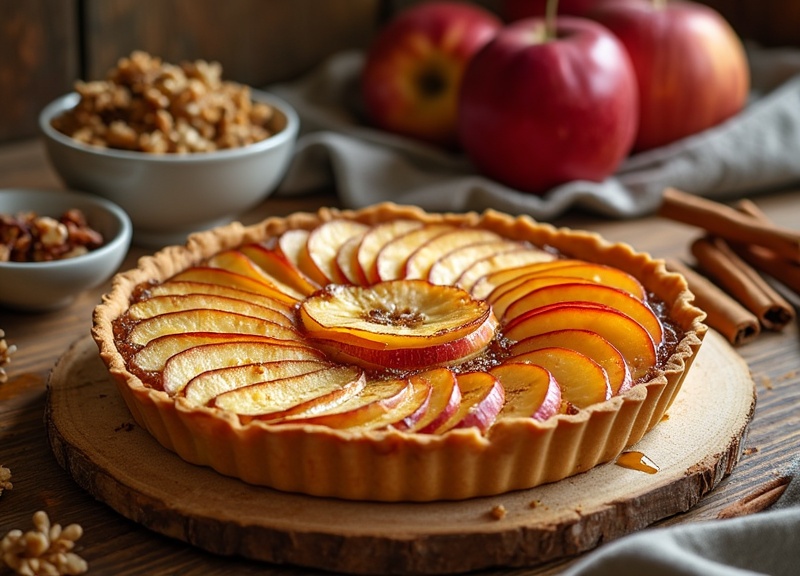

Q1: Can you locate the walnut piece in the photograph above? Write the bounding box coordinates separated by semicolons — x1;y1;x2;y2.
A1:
0;210;103;263
51;50;277;154
0;465;11;494
0;511;88;576
0;329;15;384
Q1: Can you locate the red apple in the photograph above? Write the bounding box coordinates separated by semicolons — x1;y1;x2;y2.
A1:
458;16;639;194
360;1;502;148
589;0;750;151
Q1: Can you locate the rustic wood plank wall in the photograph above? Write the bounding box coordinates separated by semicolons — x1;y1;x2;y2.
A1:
0;0;798;144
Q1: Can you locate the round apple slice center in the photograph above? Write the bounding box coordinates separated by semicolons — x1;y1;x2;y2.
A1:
299;280;498;370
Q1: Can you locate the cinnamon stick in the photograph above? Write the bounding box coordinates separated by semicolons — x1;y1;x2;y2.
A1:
730;199;800;296
691;236;795;331
659;188;800;263
716;475;790;519
665;258;760;346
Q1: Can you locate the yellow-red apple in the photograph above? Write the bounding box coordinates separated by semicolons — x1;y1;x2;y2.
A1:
361;1;502;148
589;0;749;151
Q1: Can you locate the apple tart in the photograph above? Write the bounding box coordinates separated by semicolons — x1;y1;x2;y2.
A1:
93;203;706;501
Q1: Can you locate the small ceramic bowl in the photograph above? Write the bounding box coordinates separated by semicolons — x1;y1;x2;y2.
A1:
39;89;299;248
0;188;132;312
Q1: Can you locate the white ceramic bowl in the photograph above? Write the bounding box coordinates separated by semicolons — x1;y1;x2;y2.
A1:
39;89;299;247
0;188;132;312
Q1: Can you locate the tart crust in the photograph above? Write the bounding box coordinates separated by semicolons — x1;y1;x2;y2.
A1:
92;203;707;501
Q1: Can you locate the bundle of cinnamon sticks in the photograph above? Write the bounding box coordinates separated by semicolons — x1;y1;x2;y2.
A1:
658;187;798;346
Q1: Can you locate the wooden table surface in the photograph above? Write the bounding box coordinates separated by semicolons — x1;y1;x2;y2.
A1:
1;138;799;575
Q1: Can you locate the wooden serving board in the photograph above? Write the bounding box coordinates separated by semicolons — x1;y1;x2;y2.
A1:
45;331;755;575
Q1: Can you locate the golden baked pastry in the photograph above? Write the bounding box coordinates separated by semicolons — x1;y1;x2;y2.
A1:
92;203;707;501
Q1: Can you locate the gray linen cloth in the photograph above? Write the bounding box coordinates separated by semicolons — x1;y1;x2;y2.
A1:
271;47;800;219
268;46;800;574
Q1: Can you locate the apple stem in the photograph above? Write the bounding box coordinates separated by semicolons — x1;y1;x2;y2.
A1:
545;0;560;41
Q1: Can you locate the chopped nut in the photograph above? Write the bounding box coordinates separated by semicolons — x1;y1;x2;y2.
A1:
489;504;507;520
0;329;16;384
51;50;278;154
0;210;103;263
0;511;88;576
0;465;11;494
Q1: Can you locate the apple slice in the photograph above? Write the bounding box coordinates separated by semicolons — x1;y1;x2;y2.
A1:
356;219;423;284
208;249;306;301
335;233;369;286
510;347;611;410
127;309;303;347
403;228;505;279
212;365;366;419
434;371;505;434
509;329;632;395
393;367;461;433
503;303;657;380
162;340;326;396
502;282;664;344
147;280;295;319
308;311;497;370
127;294;294;329
239;243;321;296
132;333;286;373
489;362;561;421
480;260;647;302
279;376;414;429
170;266;298;306
456;248;556;292
427;240;521;286
488;275;596;320
375;223;455;281
183;359;333;406
298;280;493;349
275;228;329;286
306;219;371;284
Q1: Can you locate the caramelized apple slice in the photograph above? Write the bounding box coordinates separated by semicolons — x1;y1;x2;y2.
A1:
299;280;494;349
393;367;461;433
147;280;295;319
375;223;455;281
478;260;647;301
427;240;521;286
403;228;505;279
456;248;555;292
162;340;326;395
127;294;294;328
212;365;366;419
239;243;321;296
132;333;291;373
170;267;298;306
434;371;505;434
275;228;329;286
509;329;632;395
280;377;413;429
183;359;333;406
335;233;369;286
306;219;370;284
308;311;497;370
488;275;595;320
127;309;303;347
208;250;306;301
489;362;561;421
503;283;664;344
511;347;611;410
503;303;657;380
356;219;423;284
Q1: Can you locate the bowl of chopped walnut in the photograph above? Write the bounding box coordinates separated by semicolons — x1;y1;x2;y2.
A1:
39;51;299;248
0;188;132;312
